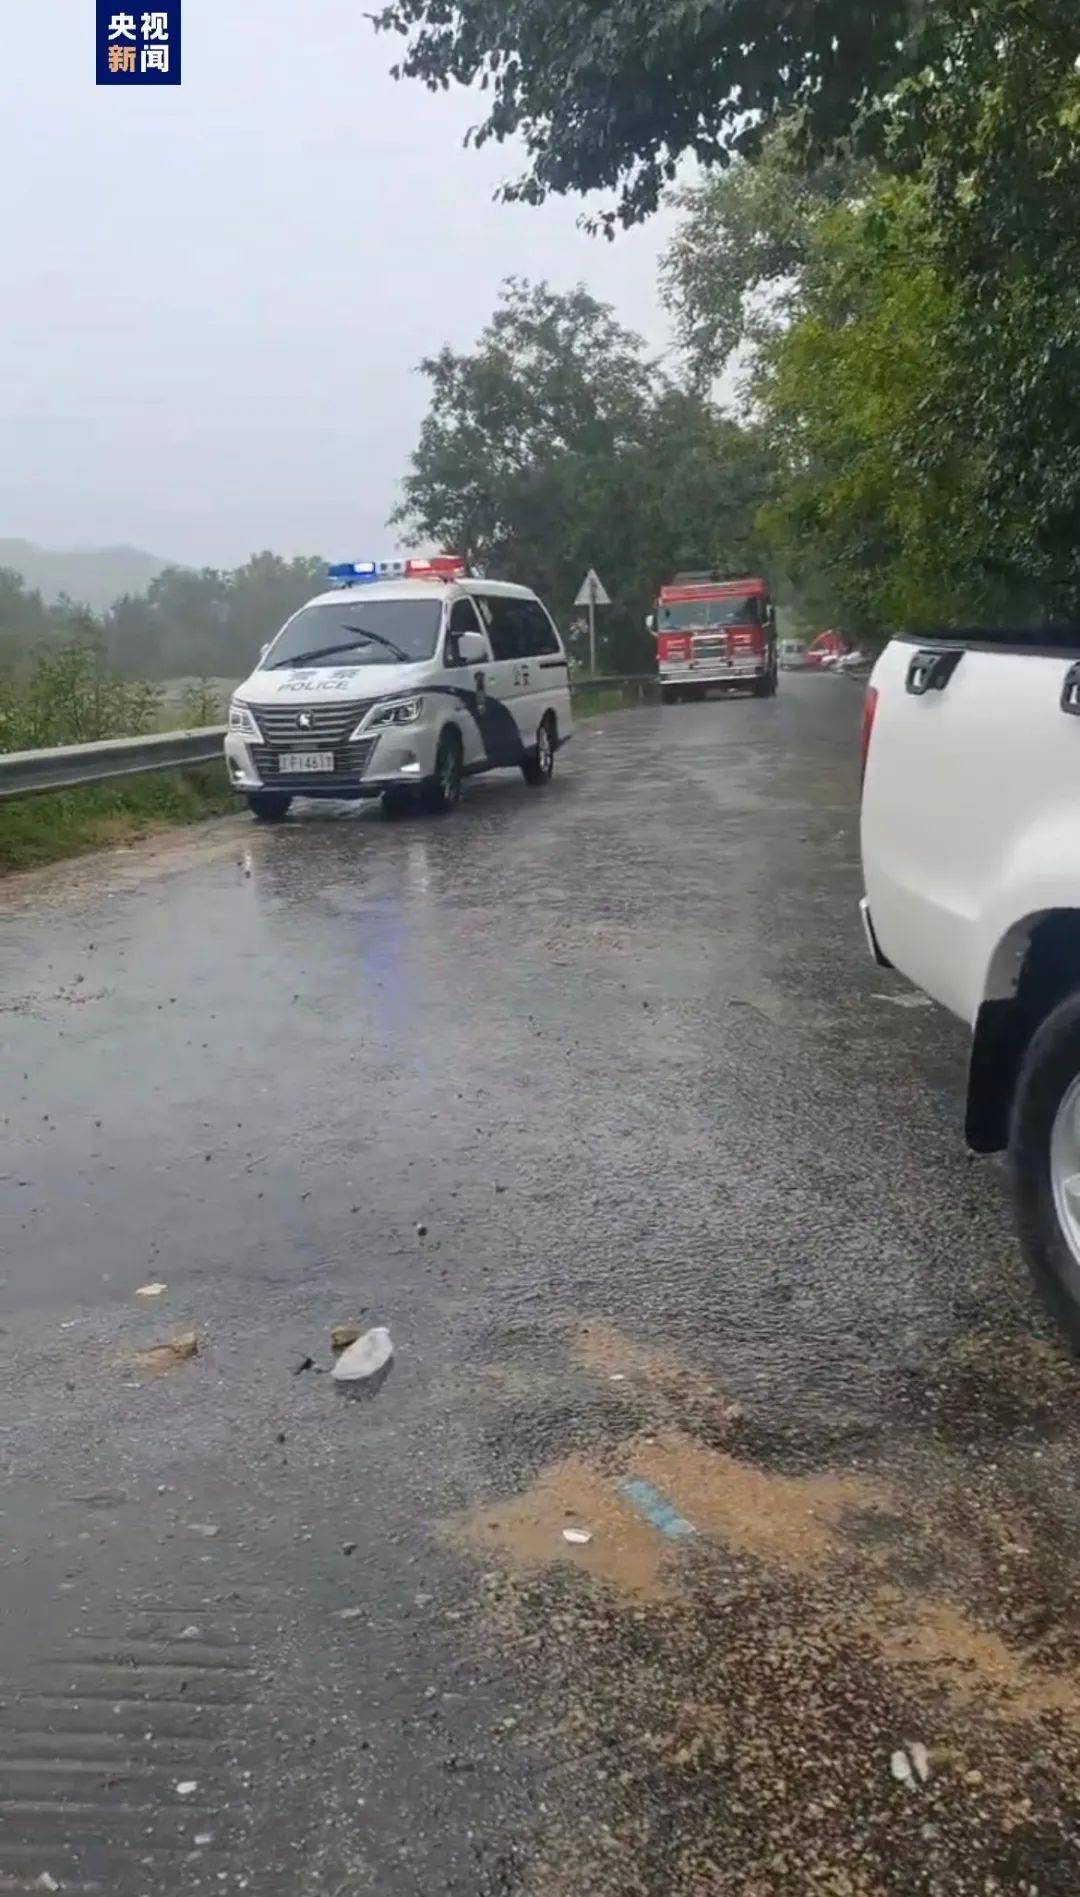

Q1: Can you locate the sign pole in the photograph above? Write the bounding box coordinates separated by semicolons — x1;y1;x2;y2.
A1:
574;569;611;677
588;586;597;678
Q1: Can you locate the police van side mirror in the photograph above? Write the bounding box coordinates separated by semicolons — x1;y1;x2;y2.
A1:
645;614;656;634
456;630;487;664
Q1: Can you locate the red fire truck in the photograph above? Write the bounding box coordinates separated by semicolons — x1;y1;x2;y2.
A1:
650;572;778;703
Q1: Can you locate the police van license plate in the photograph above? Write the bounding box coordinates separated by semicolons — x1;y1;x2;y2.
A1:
279;752;334;773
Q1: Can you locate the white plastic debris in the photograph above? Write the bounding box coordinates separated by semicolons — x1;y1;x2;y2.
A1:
35;1877;60;1893
178;1625;201;1640
194;1834;213;1847
562;1528;593;1546
908;1741;931;1784
891;1741;931;1787
332;1326;393;1385
872;992;933;1010
176;1780;198;1797
135;1282;168;1299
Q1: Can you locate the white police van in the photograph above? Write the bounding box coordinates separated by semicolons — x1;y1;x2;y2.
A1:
225;557;573;821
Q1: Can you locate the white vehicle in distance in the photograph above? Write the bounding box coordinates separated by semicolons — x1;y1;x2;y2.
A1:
225;556;573;821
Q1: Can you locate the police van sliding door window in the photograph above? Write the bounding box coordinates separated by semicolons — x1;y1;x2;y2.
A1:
520;601;560;656
485;599;559;660
485;600;523;663
447;598;483;665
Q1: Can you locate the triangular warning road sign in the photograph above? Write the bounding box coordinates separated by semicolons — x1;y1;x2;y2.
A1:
574;568;611;608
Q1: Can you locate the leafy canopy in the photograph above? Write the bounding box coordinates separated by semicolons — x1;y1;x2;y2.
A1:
394;279;778;667
372;0;923;226
659;0;1080;628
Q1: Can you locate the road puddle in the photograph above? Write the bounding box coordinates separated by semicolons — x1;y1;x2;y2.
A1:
875;1595;1080;1727
447;1428;885;1601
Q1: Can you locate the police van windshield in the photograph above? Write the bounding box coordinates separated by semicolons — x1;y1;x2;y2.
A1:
265;599;443;669
659;595;761;631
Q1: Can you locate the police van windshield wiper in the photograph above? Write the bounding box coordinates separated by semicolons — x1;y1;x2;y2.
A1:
270;628;408;668
342;625;410;661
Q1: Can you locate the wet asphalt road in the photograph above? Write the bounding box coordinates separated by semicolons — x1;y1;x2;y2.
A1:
2;677;1080;1896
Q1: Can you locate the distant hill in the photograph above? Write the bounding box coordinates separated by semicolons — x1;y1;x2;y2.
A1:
0;539;178;612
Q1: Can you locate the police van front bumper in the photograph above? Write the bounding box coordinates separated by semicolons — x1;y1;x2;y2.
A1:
225;727;434;801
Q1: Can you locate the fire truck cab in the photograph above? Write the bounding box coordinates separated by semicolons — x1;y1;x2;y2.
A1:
650;573;778;703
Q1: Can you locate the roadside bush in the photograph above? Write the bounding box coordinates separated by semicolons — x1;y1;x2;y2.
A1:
0;629;162;754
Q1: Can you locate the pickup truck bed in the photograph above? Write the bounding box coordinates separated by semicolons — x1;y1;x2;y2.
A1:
861;628;1080;1343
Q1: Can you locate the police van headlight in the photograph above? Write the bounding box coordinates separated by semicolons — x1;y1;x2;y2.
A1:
228;700;261;737
362;696;424;734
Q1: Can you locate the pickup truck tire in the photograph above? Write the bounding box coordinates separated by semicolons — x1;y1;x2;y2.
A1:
1010;991;1080;1348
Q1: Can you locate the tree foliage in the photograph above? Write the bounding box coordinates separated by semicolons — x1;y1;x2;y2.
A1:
393;280;652;579
661;2;1080;631
0;628;162;755
372;0;925;227
394;280;778;668
106;552;325;679
0;551;328;691
757;181;1004;633
662;125;870;384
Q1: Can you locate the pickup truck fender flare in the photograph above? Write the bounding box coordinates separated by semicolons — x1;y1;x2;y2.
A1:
968;872;1080;1152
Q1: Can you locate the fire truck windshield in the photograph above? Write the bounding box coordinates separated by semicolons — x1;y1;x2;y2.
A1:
659;595;760;631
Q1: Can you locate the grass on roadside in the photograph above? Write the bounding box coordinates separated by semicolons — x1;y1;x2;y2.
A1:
0;765;234;877
0;680;652;877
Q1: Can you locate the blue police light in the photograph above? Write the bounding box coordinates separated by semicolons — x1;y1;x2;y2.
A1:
328;555;467;586
328;561;378;586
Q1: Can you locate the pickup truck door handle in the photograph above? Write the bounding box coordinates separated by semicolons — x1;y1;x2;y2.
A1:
905;648;964;696
1061;662;1080;716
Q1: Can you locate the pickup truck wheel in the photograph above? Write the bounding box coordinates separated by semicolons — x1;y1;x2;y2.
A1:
1010;992;1080;1348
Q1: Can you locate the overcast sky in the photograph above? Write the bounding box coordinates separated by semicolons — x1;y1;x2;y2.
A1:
0;0;682;569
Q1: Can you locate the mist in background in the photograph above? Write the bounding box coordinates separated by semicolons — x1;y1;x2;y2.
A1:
1;0;679;569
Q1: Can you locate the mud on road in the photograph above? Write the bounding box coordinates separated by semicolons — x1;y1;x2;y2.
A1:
2;679;1080;1894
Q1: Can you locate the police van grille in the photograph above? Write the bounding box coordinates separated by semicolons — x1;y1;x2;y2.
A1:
251;700;375;747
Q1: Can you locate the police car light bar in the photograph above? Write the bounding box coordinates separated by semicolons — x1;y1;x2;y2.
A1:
327;556;467;586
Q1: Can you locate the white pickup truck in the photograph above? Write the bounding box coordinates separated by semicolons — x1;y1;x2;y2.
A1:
860;630;1080;1343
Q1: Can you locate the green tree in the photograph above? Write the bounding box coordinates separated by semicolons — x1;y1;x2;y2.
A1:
104;552;326;679
395;280;779;668
900;4;1080;613
372;0;927;227
0;567;58;674
393;279;652;571
662;124;870;385
661;4;1080;629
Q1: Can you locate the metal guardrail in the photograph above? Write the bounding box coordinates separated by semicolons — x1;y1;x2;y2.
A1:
0;726;228;801
571;673;659;696
0;679;664;802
